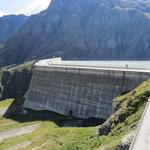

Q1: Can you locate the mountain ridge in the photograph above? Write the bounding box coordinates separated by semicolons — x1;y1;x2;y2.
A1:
1;0;150;66
0;14;28;44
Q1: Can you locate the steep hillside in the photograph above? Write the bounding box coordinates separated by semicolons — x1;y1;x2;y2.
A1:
1;0;150;66
0;61;33;100
0;79;150;150
0;15;28;44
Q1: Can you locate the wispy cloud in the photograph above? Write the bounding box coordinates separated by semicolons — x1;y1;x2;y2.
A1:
0;10;7;17
19;0;51;16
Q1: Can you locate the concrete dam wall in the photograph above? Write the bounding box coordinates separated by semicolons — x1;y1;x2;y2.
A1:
23;58;150;119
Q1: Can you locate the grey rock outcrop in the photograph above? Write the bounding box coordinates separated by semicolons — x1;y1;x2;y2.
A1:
0;69;32;100
1;0;150;66
116;131;136;150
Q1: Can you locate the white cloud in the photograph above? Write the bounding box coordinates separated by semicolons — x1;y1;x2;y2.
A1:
19;0;51;16
0;10;7;17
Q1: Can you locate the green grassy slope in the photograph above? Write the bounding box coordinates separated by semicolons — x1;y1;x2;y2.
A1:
0;79;150;150
4;60;34;71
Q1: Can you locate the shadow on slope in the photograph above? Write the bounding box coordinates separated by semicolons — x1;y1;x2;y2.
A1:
3;99;105;127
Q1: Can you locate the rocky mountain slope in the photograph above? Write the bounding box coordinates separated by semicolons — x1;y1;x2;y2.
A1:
0;15;28;44
1;0;150;66
0;62;32;100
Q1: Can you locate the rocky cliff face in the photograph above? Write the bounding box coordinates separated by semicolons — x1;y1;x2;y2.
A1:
0;15;28;44
0;68;32;100
1;0;150;66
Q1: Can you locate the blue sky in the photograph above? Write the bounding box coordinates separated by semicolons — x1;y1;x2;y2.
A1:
0;0;51;16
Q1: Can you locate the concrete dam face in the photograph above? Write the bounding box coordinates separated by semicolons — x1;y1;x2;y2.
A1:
23;58;150;119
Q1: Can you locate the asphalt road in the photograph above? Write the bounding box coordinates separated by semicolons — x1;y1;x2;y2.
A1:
34;59;150;73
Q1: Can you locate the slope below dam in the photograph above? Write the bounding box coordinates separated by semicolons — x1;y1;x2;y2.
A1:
23;58;150;119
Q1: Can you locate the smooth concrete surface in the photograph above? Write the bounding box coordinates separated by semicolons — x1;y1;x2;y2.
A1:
35;58;61;66
23;58;150;119
36;64;150;73
35;59;150;70
130;98;150;150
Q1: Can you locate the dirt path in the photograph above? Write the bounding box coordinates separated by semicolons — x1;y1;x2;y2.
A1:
0;124;40;142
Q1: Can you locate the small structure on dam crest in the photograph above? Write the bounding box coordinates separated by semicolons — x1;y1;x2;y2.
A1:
23;58;150;119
